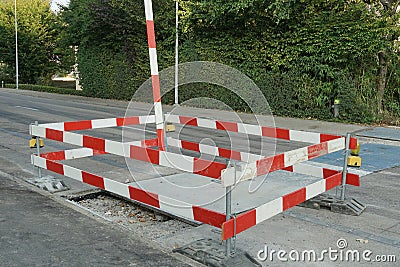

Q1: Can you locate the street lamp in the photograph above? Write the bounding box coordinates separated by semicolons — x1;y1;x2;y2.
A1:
14;0;19;89
174;0;178;105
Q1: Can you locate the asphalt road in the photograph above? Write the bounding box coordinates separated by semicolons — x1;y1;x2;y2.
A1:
0;89;194;266
0;88;304;184
0;172;189;267
0;88;399;266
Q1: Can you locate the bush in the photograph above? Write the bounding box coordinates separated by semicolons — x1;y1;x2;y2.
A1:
78;47;147;100
5;84;85;96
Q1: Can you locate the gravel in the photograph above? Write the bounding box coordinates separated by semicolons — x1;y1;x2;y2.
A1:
69;193;195;244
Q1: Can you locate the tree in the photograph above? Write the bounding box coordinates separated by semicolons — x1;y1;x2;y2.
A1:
180;0;399;119
59;0;176;98
370;0;400;113
58;0;399;122
0;0;62;84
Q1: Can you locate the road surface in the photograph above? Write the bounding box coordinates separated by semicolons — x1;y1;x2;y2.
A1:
0;88;398;266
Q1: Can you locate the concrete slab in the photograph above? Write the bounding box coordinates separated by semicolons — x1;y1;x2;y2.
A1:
129;171;321;214
357;127;400;141
311;143;400;173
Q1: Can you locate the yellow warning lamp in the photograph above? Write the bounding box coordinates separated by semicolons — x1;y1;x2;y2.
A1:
348;142;361;167
29;137;44;148
165;123;176;132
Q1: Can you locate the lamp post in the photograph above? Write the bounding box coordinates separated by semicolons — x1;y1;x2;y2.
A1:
14;0;19;89
174;0;178;105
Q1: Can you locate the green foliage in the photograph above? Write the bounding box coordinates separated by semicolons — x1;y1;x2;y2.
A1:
61;0;176;99
77;47;137;99
0;0;63;84
177;0;399;123
6;83;85;96
57;0;399;124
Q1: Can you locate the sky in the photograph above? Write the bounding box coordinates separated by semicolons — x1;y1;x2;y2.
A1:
50;0;70;12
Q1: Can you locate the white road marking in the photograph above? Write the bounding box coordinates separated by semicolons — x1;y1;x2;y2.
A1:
380;171;400;176
15;105;39;111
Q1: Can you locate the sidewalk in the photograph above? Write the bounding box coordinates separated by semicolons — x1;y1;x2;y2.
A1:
0;173;189;267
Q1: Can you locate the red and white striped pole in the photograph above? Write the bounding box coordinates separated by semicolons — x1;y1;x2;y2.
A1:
144;0;166;150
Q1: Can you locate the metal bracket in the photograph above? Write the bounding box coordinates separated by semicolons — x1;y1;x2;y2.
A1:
25;175;69;193
231;213;237;255
299;132;366;216
173;238;261;267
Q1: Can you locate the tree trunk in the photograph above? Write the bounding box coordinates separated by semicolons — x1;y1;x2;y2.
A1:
377;51;387;114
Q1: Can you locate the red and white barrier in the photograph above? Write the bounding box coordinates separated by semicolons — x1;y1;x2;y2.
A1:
31;152;356;241
30;115;360;240
40;115;155;131
144;0;165;150
31;154;226;228
30;118;353;185
221;137;346;187
28;0;362;242
221;171;346;240
39;138;158;161
283;162;360;186
30;124;227;179
167;136;359;187
166;137;263;163
165;114;357;148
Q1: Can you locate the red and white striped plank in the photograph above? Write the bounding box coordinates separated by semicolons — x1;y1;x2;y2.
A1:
283;162;360;186
41;148;106;161
165;114;357;148
31;125;129;157
31;155;226;228
31;124;345;183
40;138;159;161
37;115;156;132
126;138;159;148
165;134;352;188
144;0;165;150
221;171;345;240
221;137;346;187
30;125;227;179
129;145;227;179
166;137;263;163
303;161;372;177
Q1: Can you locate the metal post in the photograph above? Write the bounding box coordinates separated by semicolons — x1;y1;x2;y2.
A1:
14;0;19;89
340;133;351;201
225;161;236;257
174;0;179;105
74;46;81;91
333;99;340;118
333;104;339;118
35;121;42;179
225;184;232;256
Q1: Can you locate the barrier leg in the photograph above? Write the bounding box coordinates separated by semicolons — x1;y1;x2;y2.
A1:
225;161;237;257
340;133;351;201
225;184;232;256
35;121;42;179
300;132;365;215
